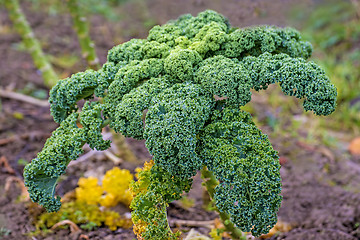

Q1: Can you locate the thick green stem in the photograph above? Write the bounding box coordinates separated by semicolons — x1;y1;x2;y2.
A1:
201;167;245;240
111;130;140;164
66;0;100;70
4;0;58;88
99;118;139;164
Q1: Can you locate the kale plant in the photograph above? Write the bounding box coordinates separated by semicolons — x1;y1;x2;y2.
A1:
24;10;337;239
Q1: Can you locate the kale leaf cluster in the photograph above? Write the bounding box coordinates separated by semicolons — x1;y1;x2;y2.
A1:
24;10;337;238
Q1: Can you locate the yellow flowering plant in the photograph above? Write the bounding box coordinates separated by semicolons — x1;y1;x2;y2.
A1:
35;167;134;232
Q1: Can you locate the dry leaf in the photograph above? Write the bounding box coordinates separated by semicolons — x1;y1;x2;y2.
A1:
51;220;81;233
349;137;360;155
0;156;15;174
5;176;29;200
260;220;292;238
79;234;90;240
318;147;335;163
296;141;316;151
279;156;288;165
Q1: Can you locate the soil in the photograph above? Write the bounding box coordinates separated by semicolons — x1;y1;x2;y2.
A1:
1;1;359;240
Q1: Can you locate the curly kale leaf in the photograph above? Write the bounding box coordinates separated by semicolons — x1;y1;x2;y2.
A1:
111;77;170;139
80;102;111;150
242;52;337;115
24;103;110;212
105;58;164;123
198;107;282;237
107;38;146;64
24;113;85;212
218;26;312;59
195;55;252;106
144;82;214;179
131;161;192;240
141;41;171;59
49;63;118;123
164;49;202;82
147;10;230;47
189;21;229;57
148;10;311;61
170;10;230;39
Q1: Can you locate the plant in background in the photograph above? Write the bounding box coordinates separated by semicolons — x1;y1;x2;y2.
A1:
66;0;100;70
3;0;58;87
3;0;101;88
23;10;337;239
75;167;133;207
35;167;133;231
299;0;360;132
